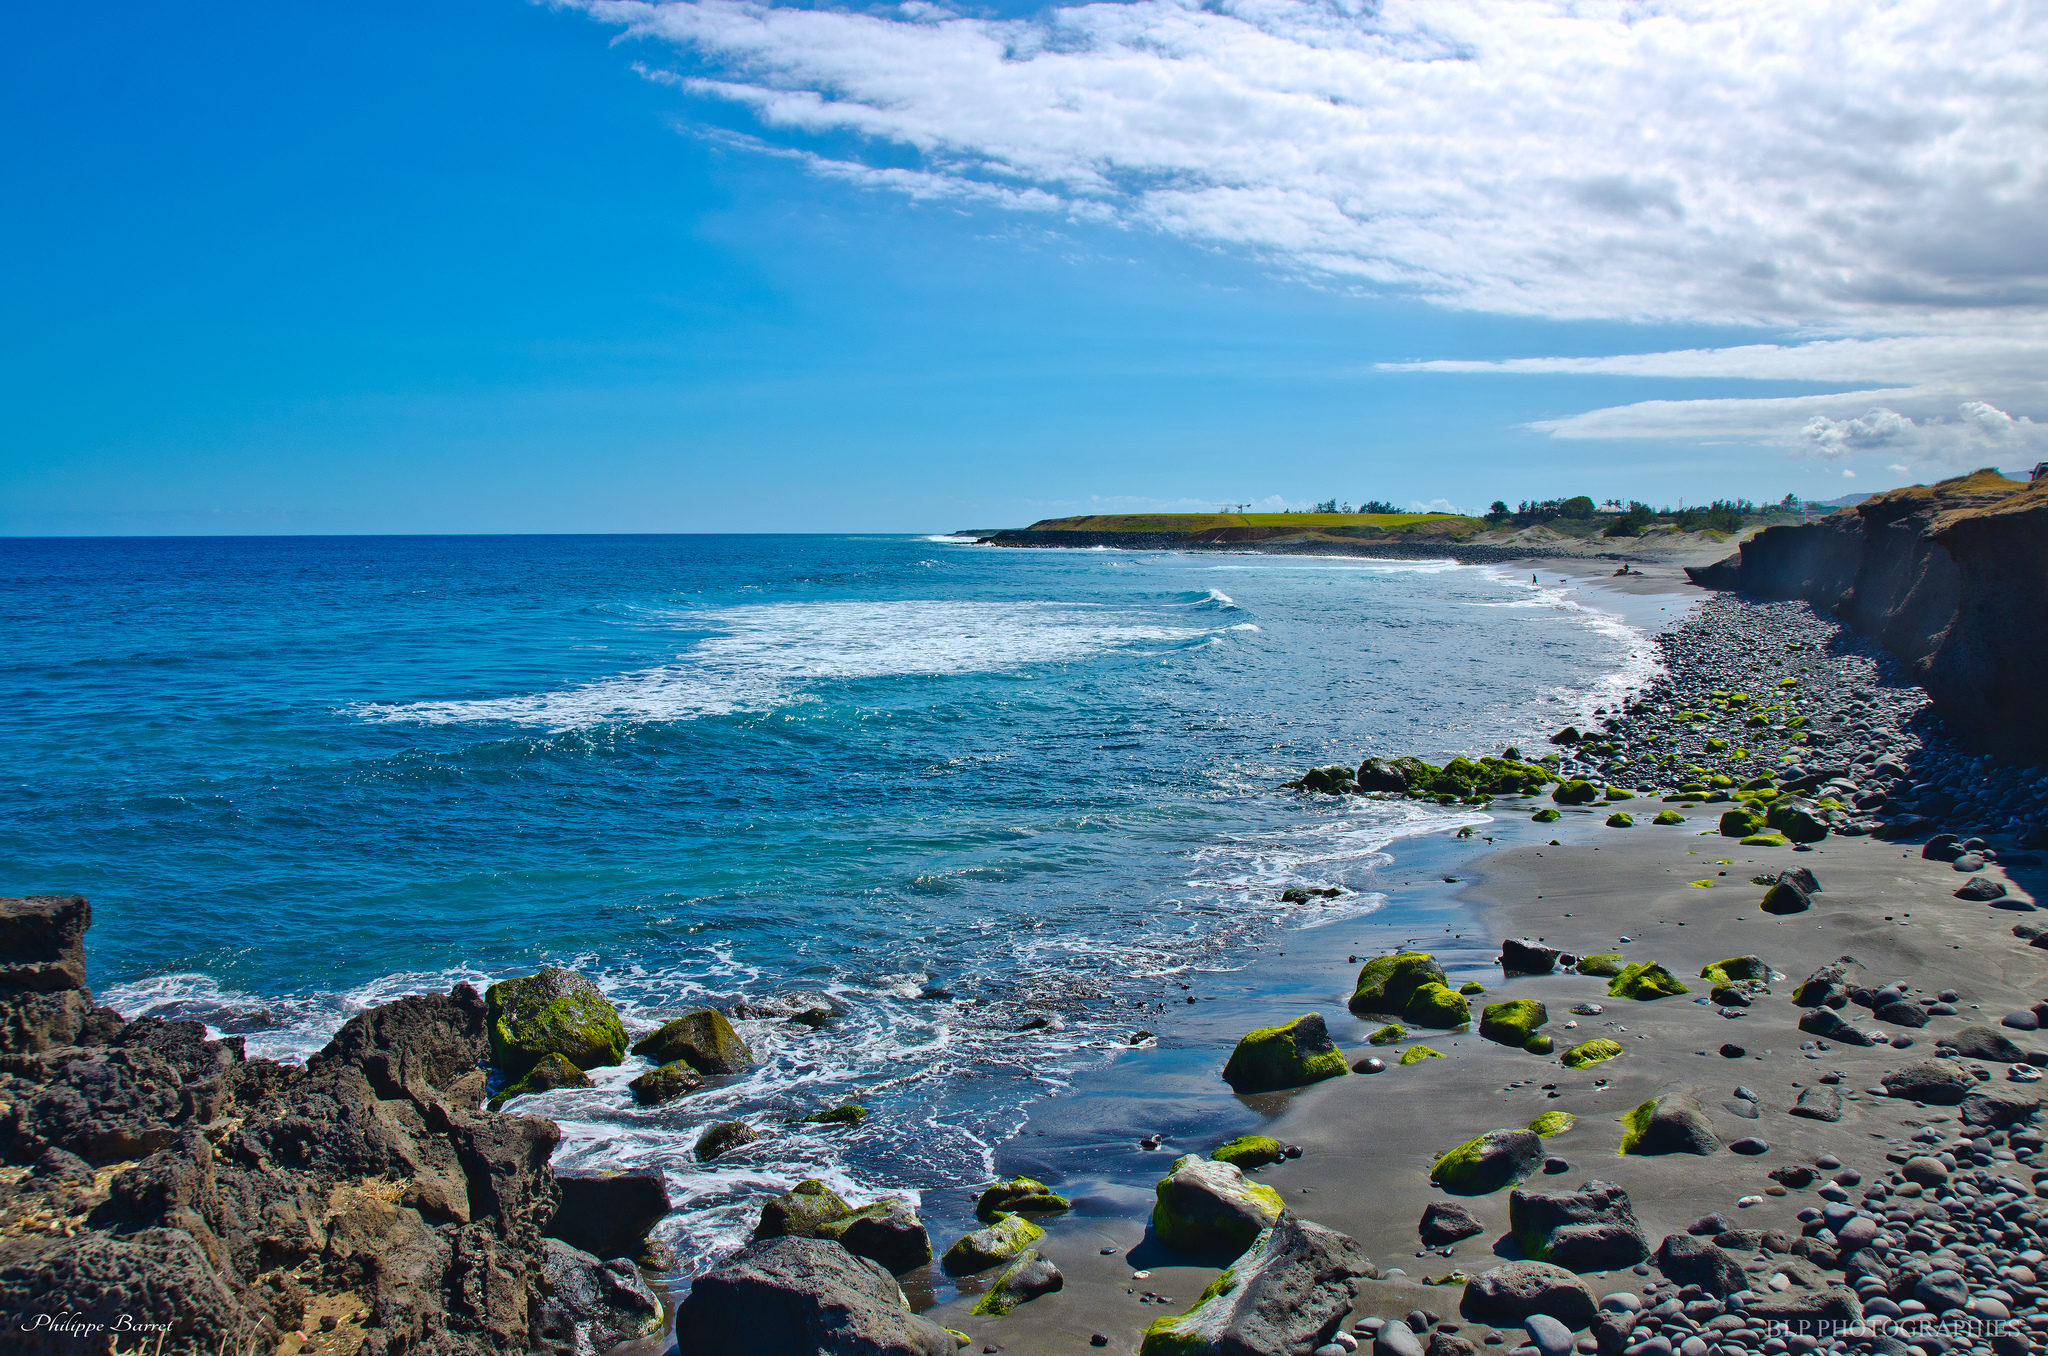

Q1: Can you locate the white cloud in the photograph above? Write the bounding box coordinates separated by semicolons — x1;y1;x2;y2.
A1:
1410;498;1460;515
579;0;2048;329
573;0;2048;462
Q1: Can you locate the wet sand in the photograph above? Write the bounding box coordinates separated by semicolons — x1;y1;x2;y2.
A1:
922;801;2047;1354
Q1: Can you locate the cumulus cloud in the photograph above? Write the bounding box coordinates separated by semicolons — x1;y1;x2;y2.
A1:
578;0;2048;329
1410;498;1461;515
572;0;2047;462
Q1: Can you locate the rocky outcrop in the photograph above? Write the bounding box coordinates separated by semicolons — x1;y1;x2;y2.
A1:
1687;470;2048;758
1139;1215;1374;1355
673;1235;952;1356
0;896;661;1356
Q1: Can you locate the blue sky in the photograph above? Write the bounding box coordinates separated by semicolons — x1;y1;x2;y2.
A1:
4;0;2042;534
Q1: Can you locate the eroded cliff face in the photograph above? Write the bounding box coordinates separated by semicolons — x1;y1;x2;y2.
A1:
1687;470;2048;760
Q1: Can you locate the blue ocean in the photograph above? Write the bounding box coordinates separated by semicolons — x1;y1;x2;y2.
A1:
0;533;1664;1276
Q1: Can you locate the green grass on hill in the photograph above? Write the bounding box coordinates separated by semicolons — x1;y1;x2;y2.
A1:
1025;512;1474;532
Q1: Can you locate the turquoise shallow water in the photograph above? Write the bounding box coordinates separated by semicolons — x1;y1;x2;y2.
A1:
0;532;1661;1273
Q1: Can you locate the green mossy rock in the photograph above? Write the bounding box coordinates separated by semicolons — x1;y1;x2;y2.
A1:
1760;878;1810;913
970;1249;1061;1316
1619;1092;1718;1155
1208;1135;1286;1170
630;1008;754;1074
1528;1111;1575;1137
1459;981;1486;995
695;1121;759;1162
976;1177;1071;1220
1718;808;1765;838
1368;1023;1407;1046
1741;834;1789;847
796;1102;867;1126
1479;999;1548;1047
1406;982;1471;1028
1559;1038;1623;1070
1140;1264;1243;1356
1607;961;1689;1000
1710;984;1752;1006
1576;953;1625;977
628;1060;706;1106
1150;1155;1284;1253
485;966;628;1079
1523;1033;1554;1055
1349;951;1448;1017
754;1179;851;1239
1653;810;1687;825
1604;787;1633;802
1432;1128;1542;1194
942;1212;1044;1275
815;1201;935;1275
1766;797;1829;844
1605;812;1634;827
487;1051;593;1107
1532;807;1563;823
1220;1012;1350;1093
1552;780;1600;805
1699;956;1769;984
1399;1044;1443;1065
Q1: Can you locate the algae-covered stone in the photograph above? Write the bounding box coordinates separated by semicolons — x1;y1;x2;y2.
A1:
1532;808;1563;823
1432;1128;1542;1194
1699;957;1769;984
1718;808;1765;838
1523;1033;1555;1055
1576;953;1624;978
1527;1111;1575;1137
1369;1023;1407;1046
1619;1093;1717;1155
796;1102;867;1126
942;1212;1044;1275
630;1008;754;1075
628;1060;705;1106
754;1178;852;1240
1480;1000;1548;1047
1400;1044;1443;1065
1209;1135;1285;1170
1552;781;1600;805
1459;981;1486;995
1653;810;1687;825
1151;1154;1284;1253
975;1177;1070;1220
970;1251;1063;1316
1221;1012;1349;1093
1350;951;1448;1017
1604;786;1633;802
1605;812;1634;828
488;1050;593;1107
1767;797;1829;844
1760;877;1812;914
1406;982;1471;1028
486;966;628;1078
695;1121;758;1162
1138;1217;1372;1356
1606;962;1690;1000
1559;1038;1622;1070
1740;833;1789;847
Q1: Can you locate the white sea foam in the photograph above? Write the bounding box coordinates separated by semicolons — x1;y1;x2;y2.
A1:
352;600;1232;731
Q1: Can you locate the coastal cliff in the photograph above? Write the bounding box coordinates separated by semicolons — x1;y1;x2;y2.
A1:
1687;469;2048;759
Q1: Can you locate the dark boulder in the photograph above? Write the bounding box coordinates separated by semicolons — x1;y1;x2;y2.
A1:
1793;961;1858;1008
817;1201;933;1276
1881;1060;1974;1104
756;1179;853;1240
531;1239;664;1356
1509;1180;1649;1271
0;1227;255;1355
673;1236;952;1356
308;984;490;1100
1142;1215;1374;1355
1619;1094;1717;1156
1942;1025;2025;1062
1799;1008;1878;1046
1500;940;1561;974
1961;1086;2041;1129
1461;1260;1596;1329
548;1169;670;1260
1654;1234;1744;1296
696;1120;759;1162
485;967;627;1079
0;895;92;992
1420;1200;1486;1247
